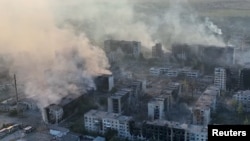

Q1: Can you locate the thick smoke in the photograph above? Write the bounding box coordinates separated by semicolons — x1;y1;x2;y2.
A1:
0;0;110;108
0;0;226;108
56;0;225;52
133;0;225;49
53;0;155;48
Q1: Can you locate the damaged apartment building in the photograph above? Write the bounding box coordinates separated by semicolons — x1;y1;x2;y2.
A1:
142;120;208;141
171;43;235;69
233;90;250;112
147;94;172;120
43;94;85;124
149;66;200;79
192;85;219;126
104;39;142;62
214;67;240;92
108;88;131;114
94;74;114;92
84;109;135;140
152;43;164;59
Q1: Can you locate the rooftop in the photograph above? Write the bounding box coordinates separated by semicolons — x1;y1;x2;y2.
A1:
85;110;132;122
146;120;188;129
110;88;131;99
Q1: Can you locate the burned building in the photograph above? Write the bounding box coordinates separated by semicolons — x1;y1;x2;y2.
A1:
147;94;172;120
192;86;218;126
142;120;186;141
107;88;131;114
152;43;164;58
239;68;250;90
104;39;141;61
171;44;235;70
43;94;84;124
94;74;114;92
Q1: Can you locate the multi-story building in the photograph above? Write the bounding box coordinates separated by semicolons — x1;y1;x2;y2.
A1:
44;104;64;124
192;86;218;126
152;43;164;58
142;120;208;141
142;120;186;141
187;124;208;141
214;67;227;91
147;93;173;120
179;67;200;79
84;109;133;140
233;90;250;112
94;74;114;92
239;68;250;90
149;67;161;76
166;69;179;77
171;43;235;67
108;88;131;114
104;40;141;59
43;94;85;124
129;80;145;98
148;97;165;120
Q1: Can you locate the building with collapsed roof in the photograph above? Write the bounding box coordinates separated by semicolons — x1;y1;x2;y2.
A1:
43;93;85;124
142;119;207;141
107;88;131;114
192;85;219;126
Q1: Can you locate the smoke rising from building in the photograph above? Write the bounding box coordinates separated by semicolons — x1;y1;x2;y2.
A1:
57;0;225;52
134;0;225;49
0;0;110;108
0;0;226;109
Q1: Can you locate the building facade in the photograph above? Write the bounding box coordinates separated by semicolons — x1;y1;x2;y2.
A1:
142;120;208;141
108;89;131;114
233;90;250;112
239;68;250;90
84;110;133;140
214;67;227;91
152;43;164;58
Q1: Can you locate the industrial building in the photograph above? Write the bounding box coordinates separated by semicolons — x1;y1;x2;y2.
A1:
192;86;218;126
233;90;250;112
107;88;131;114
142;120;208;141
84;109;133;140
152;43;164;58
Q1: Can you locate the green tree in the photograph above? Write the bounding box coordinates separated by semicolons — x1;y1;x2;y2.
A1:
104;128;118;141
237;103;243;115
231;99;238;111
244;117;249;125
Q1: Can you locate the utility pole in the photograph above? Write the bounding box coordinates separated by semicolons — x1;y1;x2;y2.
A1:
14;74;18;103
14;74;20;115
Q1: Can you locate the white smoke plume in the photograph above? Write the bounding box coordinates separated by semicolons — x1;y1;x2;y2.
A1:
0;0;227;108
54;0;155;48
0;0;110;108
133;0;226;49
52;0;225;51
